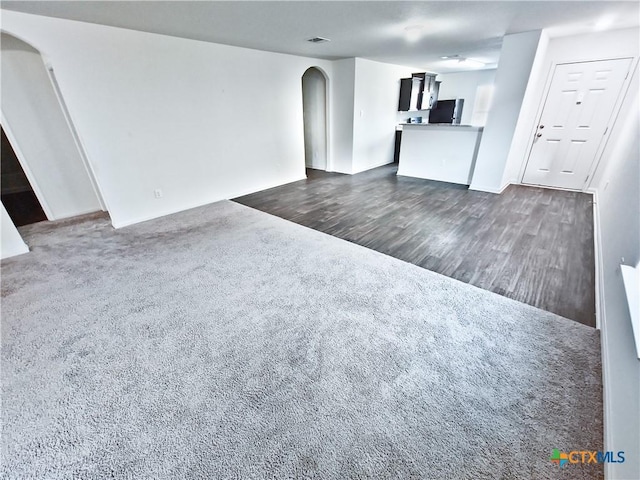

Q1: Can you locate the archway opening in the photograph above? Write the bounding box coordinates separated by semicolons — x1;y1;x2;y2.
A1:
1;32;104;226
302;67;328;172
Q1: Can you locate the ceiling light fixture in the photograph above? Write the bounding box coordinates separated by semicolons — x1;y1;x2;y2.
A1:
307;37;330;43
404;25;424;42
458;58;485;68
594;15;614;31
440;55;485;68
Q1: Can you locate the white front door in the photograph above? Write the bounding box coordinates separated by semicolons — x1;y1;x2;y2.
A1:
522;58;632;190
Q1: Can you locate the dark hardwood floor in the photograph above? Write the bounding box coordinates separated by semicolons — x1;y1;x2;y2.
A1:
1;191;47;227
234;164;596;327
1;127;48;227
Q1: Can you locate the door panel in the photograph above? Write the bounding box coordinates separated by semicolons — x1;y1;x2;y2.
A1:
523;58;631;190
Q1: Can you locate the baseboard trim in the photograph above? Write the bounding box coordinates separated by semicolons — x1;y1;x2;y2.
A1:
591;188;613;476
590;189;603;332
1;242;30;260
351;160;393;175
520;182;585;193
229;175;307;200
111;175;307;229
468;182;511;194
50;207;104;222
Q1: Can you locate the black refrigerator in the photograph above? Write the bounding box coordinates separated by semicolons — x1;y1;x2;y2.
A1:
428;99;464;124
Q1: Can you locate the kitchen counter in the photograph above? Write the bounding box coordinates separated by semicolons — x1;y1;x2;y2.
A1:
397;123;483;185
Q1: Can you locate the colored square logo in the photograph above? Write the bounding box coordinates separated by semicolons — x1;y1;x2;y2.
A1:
550;449;569;467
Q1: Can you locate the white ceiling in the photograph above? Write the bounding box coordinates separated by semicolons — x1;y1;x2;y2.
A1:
2;1;639;73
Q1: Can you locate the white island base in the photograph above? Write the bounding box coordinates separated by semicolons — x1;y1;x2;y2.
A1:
397;124;483;185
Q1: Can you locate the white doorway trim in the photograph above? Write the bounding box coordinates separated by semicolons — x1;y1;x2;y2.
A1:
585;60;639;194
0;113;55;221
302;66;331;173
44;63;108;212
324;67;332;172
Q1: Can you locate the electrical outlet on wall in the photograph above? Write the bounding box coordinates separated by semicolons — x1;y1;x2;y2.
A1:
154;189;163;199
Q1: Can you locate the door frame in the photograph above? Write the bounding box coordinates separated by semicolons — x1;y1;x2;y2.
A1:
1;31;110;221
518;56;636;192
0;114;55;220
302;66;330;172
44;63;108;212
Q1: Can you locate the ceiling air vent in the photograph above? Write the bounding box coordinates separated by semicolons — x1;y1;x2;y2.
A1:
307;37;330;43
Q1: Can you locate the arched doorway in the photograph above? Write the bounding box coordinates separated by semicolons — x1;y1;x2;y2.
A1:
1;32;104;225
302;67;328;171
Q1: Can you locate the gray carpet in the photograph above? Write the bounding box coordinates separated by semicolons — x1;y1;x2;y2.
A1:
1;200;602;479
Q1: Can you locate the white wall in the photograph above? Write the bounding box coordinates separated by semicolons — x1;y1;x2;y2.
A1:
330;58;356;174
436;69;497;126
503;27;640;189
329;58;416;175
500;31;550;187
1;202;29;259
302;67;327;170
592;62;640;480
351;58;416;174
469;30;543;193
1;33;102;220
2;11;334;228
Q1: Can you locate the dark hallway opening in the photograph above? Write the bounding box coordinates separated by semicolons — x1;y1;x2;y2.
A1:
1;126;47;226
